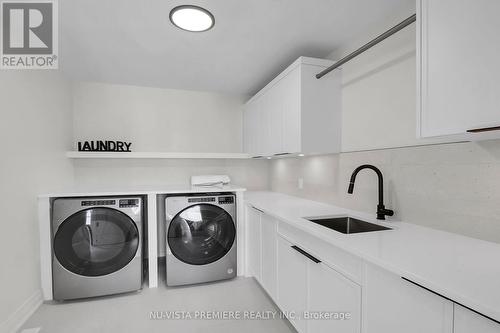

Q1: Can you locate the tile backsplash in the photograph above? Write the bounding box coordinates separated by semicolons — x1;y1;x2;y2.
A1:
270;140;500;244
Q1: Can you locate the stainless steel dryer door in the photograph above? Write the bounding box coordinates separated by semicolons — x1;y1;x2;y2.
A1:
167;204;236;265
53;208;140;277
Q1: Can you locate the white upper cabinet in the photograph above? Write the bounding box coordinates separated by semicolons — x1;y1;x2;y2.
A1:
244;57;341;157
418;0;500;139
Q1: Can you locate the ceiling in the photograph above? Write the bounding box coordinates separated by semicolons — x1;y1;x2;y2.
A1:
60;0;412;96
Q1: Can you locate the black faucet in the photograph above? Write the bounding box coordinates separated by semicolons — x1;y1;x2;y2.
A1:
348;164;394;220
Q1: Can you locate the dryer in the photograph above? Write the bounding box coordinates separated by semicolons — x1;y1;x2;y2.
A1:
52;197;143;300
165;193;237;286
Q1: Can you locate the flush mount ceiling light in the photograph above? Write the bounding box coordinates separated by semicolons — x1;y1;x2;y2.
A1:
169;5;215;32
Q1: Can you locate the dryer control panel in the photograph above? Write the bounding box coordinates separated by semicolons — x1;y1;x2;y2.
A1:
218;196;234;205
119;199;140;208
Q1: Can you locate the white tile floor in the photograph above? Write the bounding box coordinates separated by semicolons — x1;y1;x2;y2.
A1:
19;277;295;333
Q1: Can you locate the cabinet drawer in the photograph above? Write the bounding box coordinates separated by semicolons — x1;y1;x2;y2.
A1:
277;221;363;284
454;304;500;333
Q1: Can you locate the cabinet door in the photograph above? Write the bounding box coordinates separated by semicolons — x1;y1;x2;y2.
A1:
281;67;301;153
454;305;500;333
419;0;500;137
246;206;261;281
261;214;277;301
243;101;259;155
268;79;284;155
277;236;308;333
243;107;252;154
364;264;453;333
256;91;272;156
308;262;361;333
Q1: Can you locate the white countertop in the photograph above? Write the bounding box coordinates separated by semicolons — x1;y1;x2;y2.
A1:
39;184;246;198
244;191;500;322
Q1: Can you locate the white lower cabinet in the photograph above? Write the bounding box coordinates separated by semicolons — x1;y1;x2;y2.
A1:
364;264;453;333
454;305;500;333
308;259;361;333
277;235;361;333
247;207;500;333
277;236;308;333
246;206;262;281
260;214;277;300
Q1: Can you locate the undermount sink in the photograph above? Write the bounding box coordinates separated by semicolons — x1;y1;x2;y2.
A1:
306;216;392;234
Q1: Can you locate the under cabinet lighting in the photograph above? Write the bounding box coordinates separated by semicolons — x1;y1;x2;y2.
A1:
298;154;305;157
169;5;215;32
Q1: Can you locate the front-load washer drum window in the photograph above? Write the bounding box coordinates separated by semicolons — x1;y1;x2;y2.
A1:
54;208;139;277
168;204;236;265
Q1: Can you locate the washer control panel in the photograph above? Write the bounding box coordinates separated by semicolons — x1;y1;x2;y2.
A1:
79;198;140;208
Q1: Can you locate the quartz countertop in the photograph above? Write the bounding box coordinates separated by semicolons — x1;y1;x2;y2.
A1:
244;191;500;322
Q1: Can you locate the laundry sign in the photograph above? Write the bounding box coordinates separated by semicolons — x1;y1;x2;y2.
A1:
78;141;132;152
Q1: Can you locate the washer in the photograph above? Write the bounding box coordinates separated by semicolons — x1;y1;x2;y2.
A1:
52;197;143;300
165;193;236;286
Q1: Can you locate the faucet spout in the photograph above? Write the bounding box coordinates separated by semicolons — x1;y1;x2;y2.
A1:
348;164;394;220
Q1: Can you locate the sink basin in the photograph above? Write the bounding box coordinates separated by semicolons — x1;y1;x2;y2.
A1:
306;216;391;234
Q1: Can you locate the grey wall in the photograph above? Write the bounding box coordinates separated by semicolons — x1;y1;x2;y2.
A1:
270;141;500;243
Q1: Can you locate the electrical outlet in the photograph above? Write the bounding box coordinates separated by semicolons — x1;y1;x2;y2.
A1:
298;178;304;190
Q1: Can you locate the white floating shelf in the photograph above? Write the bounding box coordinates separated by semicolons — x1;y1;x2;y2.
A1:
66;151;252;159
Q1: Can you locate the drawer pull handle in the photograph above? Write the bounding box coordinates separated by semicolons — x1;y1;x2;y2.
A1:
467;126;500;133
291;245;321;264
401;277;500;325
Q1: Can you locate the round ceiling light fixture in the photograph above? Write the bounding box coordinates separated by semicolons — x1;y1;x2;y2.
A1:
169;5;215;32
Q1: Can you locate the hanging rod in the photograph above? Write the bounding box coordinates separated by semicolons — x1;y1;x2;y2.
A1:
316;14;416;79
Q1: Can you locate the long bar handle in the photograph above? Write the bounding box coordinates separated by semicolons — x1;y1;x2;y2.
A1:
402;277;500;325
467;126;500;133
291;245;321;263
316;14;416;79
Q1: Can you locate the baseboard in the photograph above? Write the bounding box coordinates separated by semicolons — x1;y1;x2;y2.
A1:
0;290;43;333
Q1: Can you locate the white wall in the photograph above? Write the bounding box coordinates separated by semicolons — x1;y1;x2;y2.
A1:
71;82;270;191
0;72;74;330
72;158;269;191
72;82;245;153
328;0;448;152
270;3;500;244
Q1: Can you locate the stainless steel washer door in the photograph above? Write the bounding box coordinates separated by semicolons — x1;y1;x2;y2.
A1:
53;207;139;277
167;204;236;265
